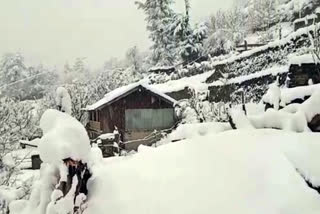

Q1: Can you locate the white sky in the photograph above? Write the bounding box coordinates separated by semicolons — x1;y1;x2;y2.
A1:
0;0;233;69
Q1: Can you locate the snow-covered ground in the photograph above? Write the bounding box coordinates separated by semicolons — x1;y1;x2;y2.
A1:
83;129;320;214
10;122;320;214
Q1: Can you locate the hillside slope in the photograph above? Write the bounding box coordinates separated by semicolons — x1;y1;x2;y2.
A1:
151;23;319;104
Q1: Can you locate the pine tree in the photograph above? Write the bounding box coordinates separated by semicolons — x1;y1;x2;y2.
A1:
73;57;87;75
136;0;177;66
172;0;207;65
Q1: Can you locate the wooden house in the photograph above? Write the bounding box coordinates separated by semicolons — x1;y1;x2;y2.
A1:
85;83;178;142
288;54;320;88
294;13;320;31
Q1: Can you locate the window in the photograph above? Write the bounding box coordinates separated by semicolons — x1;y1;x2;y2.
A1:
125;109;174;131
90;111;100;122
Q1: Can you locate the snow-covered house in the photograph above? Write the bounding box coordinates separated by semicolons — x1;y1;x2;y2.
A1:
85;83;178;142
293;13;320;31
288;54;320;88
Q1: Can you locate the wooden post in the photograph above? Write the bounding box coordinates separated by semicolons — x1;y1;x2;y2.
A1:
241;90;247;115
244;40;248;51
114;132;120;144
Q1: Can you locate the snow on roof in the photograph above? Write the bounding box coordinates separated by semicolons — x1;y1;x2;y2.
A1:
289;54;320;65
86;82;177;111
3;148;39;170
20;138;41;148
316;7;320;14
152;71;214;94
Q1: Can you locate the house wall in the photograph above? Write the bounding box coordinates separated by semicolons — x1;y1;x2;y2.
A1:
99;86;175;141
288;63;320;87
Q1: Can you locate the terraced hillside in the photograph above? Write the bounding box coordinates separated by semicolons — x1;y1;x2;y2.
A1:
152;24;319;104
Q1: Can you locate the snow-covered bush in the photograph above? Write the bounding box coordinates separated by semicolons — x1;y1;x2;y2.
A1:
10;109;99;214
176;95;229;124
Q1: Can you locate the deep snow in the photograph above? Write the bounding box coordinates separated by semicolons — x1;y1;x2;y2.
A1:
83;129;320;214
8;120;320;214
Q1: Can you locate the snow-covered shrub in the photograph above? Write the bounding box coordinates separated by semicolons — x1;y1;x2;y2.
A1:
12;109;99;214
176;96;229;124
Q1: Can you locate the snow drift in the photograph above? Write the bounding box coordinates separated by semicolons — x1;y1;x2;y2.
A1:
10;111;320;214
39;109;91;164
84;129;320;214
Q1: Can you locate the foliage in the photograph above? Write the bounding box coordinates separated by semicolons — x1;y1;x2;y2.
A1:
204;6;246;56
0;53;58;100
309;25;320;62
136;0;177;66
247;0;278;33
126;46;143;72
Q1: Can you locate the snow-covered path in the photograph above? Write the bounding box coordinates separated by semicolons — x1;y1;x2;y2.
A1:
84;129;320;214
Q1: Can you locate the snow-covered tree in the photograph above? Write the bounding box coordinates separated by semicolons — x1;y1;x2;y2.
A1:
55;87;72;115
126;46;142;72
0;53;58;100
0;53;27;99
136;0;177;66
60;58;89;84
0;53;27;84
0;97;40;185
225;6;246;45
204;8;244;56
247;0;277;33
66;82;100;124
309;25;320;63
73;57;87;75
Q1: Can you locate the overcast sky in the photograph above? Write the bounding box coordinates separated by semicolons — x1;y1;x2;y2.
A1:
0;0;233;69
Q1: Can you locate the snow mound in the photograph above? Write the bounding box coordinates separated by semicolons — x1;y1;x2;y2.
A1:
39;109;91;164
85;129;320;214
157;122;231;146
